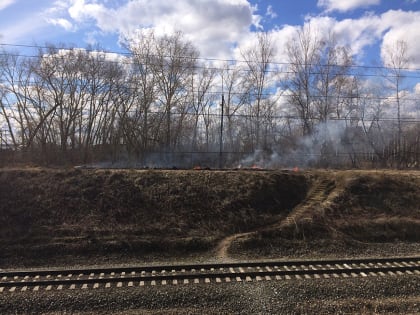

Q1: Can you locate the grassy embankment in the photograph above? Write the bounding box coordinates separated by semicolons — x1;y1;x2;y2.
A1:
0;168;419;266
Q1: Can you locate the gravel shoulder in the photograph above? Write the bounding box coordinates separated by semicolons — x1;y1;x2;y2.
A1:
1;244;419;314
1;275;419;314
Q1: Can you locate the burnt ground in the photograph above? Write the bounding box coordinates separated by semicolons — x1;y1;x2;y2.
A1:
0;167;419;267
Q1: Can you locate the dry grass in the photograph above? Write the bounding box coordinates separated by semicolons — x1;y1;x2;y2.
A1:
0;167;419;265
0;168;307;264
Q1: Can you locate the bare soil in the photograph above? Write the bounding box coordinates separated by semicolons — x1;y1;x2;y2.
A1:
1;167;419;268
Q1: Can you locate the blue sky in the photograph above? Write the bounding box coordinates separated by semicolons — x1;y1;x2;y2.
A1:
260;0;418;28
0;0;419;68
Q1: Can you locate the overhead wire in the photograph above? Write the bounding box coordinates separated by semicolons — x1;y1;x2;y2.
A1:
1;42;420;78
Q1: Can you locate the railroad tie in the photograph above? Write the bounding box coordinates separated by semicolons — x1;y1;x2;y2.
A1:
1;256;419;293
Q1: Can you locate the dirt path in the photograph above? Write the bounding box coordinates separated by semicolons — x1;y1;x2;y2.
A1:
279;178;335;229
215;232;255;259
214;178;337;259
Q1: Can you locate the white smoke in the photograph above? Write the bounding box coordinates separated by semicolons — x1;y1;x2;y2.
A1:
238;120;351;169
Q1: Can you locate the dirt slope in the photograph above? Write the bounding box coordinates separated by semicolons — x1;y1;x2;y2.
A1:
0;168;307;265
234;170;420;257
0;168;419;266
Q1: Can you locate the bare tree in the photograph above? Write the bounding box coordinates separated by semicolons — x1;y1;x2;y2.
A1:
78;48;124;163
220;63;247;152
314;34;353;122
0;36;418;169
0;49;23;149
151;31;198;151
190;64;217;151
21;45;125;164
29;46;89;161
285;24;324;136
124;31;159;163
381;40;410;167
241;32;276;149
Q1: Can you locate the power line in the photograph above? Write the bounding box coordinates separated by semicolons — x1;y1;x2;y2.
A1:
0;55;419;80
2;104;420;123
1;42;420;74
1;71;420;101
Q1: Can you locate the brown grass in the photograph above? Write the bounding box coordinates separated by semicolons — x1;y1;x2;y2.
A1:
0;168;307;263
0;168;419;265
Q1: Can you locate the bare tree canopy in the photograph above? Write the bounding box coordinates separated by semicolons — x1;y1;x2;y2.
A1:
0;34;418;169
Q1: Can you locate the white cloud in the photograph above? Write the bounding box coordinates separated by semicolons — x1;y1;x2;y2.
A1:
292;10;420;68
45;0;71;14
380;10;420;69
68;0;110;25
35;0;420;70
0;0;16;11
317;0;380;12
314;13;385;59
1;13;48;44
46;18;74;31
0;1;77;44
266;5;277;19
54;0;259;59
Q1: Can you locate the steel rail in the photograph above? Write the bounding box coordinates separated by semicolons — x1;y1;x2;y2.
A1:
1;257;419;291
1;256;419;278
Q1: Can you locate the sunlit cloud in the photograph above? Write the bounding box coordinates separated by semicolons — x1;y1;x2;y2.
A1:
45;18;75;31
0;0;16;11
317;0;381;12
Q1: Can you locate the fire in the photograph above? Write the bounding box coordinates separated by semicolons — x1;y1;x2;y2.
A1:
193;166;211;170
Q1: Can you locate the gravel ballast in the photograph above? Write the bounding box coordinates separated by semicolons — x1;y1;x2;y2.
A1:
1;275;419;314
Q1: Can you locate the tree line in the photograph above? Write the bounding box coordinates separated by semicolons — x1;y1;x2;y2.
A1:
0;28;419;169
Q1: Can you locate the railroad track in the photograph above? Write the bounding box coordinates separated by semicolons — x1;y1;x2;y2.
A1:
1;256;419;293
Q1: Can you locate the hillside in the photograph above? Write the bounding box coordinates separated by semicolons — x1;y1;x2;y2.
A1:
0;168;419;267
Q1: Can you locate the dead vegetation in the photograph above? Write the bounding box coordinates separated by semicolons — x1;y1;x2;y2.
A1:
0;168;419;266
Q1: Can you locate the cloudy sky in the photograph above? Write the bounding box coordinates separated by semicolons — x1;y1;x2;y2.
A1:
0;0;419;68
